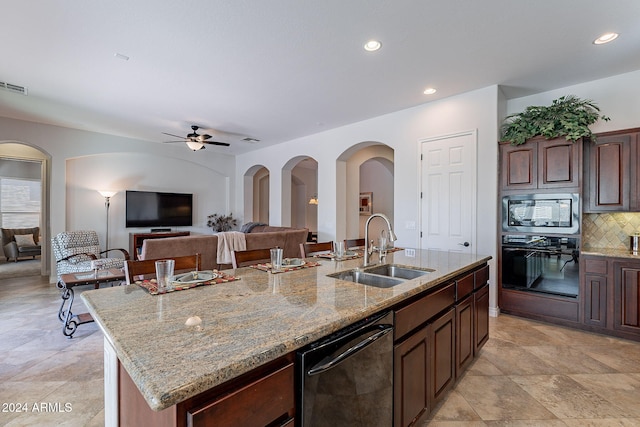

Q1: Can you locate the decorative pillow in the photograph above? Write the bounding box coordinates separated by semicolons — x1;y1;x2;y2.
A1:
14;234;36;247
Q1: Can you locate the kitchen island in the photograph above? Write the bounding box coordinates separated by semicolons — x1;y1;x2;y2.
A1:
82;249;491;426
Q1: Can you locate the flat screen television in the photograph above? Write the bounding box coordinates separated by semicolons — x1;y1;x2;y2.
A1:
125;190;193;228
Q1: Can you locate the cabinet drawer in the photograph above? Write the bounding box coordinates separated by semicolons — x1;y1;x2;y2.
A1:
187;363;294;427
456;272;474;300
395;283;455;341
585;258;608;275
474;264;489;290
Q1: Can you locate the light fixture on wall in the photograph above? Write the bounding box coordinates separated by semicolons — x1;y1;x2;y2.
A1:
309;195;318;205
98;190;116;251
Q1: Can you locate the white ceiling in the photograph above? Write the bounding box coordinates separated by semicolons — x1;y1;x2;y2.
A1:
1;1;639;155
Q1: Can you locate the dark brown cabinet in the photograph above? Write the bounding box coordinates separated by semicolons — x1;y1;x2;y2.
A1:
394;325;429;427
474;283;490;352
584;133;632;212
580;255;640;341
393;264;490;426
500;137;581;191
614;262;640;335
582;256;608;328
455;294;474;379
429;308;455;406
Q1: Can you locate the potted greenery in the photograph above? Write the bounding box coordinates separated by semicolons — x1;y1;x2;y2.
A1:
500;95;610;146
207;213;237;232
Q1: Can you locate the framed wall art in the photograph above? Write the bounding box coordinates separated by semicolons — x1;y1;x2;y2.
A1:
359;192;372;215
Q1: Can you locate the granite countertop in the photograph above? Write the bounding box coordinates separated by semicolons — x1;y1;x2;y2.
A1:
81;249;491;411
581;247;640;259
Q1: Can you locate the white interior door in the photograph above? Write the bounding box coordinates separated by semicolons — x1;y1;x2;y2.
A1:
420;131;477;253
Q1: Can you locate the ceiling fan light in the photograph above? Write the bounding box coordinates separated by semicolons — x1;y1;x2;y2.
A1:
186;140;205;151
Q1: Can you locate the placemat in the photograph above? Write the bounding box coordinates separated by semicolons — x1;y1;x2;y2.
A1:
250;261;321;273
135;270;241;295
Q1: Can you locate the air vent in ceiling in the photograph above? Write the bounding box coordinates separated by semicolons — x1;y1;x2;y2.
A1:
0;81;27;95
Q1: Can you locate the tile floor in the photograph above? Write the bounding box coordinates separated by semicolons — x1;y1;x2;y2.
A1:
1;274;640;426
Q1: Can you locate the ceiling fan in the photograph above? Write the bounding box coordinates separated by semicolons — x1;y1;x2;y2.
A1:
162;125;231;151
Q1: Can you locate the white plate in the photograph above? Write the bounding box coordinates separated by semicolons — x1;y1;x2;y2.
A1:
172;270;217;285
332;251;357;258
282;258;305;267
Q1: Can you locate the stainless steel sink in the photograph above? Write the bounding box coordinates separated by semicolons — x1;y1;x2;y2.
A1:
363;264;434;280
328;264;434;288
328;270;405;288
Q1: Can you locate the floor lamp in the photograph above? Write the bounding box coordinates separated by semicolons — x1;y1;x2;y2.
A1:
98;190;116;251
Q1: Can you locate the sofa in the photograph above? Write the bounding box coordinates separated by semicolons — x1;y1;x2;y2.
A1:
139;226;309;270
1;227;41;262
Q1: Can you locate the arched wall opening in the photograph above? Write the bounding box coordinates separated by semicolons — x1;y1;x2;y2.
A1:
242;165;270;224
336;142;394;242
286;157;317;232
0;141;52;277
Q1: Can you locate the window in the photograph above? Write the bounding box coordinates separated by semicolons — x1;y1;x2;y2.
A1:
0;178;41;228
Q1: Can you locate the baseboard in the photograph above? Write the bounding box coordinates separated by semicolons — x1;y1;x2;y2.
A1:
489;306;500;318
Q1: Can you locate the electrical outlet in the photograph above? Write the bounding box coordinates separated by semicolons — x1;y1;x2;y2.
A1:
405;221;416;230
404;248;416;257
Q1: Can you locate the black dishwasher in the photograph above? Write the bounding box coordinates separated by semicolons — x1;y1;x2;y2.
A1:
296;311;394;427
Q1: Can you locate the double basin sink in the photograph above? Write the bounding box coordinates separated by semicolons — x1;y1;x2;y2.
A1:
328;264;434;288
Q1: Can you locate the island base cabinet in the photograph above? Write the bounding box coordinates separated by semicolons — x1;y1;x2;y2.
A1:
394;307;456;427
474;283;490;353
117;356;294;427
428;308;456;406
455;294;474;379
186;362;294;427
394;327;430;427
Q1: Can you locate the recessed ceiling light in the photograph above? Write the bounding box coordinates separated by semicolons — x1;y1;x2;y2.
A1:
593;32;619;45
364;40;381;52
423;87;437;95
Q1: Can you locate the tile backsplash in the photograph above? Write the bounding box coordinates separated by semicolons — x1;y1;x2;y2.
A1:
582;213;640;249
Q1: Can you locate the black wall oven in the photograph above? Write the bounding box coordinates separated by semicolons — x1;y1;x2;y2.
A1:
502;235;579;298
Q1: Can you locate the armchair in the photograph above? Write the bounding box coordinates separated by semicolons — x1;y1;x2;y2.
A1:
51;230;129;281
1;227;41;262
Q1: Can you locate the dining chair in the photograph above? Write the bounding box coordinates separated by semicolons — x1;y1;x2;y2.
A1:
124;254;202;285
300;241;333;258
231;248;273;268
344;238;365;249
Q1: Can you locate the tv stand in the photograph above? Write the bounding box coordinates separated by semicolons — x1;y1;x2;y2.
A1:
129;231;190;260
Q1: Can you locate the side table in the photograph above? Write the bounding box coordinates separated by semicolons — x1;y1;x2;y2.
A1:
57;268;125;338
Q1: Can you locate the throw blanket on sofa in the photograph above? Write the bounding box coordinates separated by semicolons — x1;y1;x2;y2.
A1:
216;231;247;264
240;222;268;233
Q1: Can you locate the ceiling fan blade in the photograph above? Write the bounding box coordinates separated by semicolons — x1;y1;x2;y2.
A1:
162;132;186;140
198;134;212;141
204;140;231;147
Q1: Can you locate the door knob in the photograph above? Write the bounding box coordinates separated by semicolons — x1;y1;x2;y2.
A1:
458;241;470;247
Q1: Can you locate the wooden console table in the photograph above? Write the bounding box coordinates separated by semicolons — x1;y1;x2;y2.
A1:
129;231;190;260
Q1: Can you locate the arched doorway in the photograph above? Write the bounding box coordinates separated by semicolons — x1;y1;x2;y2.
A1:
336;143;394;242
0;142;51;277
289;157;318;233
242;165;270;224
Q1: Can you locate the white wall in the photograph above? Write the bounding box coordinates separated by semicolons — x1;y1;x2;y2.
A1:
0;116;236;282
505;69;640;132
235;85;501;312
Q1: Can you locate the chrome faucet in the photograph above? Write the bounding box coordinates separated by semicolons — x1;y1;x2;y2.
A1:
363;213;397;267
